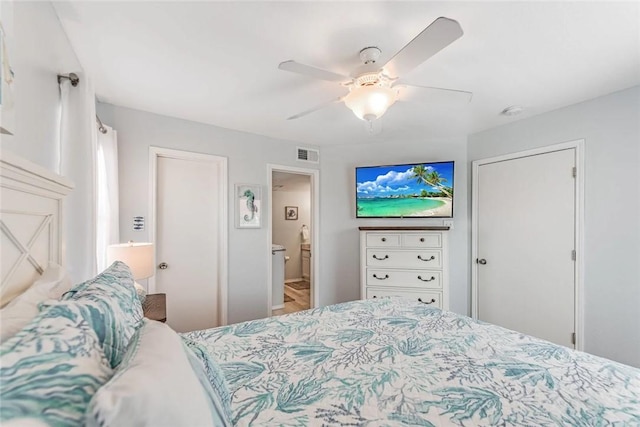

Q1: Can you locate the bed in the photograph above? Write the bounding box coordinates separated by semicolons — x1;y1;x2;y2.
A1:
1;151;639;426
186;298;640;426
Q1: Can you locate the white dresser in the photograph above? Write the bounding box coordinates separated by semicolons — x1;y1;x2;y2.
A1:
359;226;450;309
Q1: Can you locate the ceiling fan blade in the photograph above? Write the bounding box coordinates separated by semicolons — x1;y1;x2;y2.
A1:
278;60;349;82
383;17;463;78
286;97;344;120
400;83;473;102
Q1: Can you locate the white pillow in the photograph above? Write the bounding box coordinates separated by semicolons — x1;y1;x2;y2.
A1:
42;262;73;299
86;319;231;426
0;263;72;341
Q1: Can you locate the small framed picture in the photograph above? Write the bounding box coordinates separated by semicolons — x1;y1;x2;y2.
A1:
236;184;261;228
285;206;298;220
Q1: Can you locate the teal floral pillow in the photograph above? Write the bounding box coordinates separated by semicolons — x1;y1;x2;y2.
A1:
41;299;135;369
0;303;113;426
62;261;143;321
134;281;147;304
56;261;144;367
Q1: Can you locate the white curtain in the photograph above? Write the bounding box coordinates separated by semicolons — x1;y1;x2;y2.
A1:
96;125;120;272
59;73;97;282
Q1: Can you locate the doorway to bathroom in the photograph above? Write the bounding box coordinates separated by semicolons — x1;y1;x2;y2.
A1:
267;165;319;316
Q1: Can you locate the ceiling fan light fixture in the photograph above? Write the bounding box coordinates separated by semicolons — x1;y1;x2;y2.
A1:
279;17;466;125
344;83;398;121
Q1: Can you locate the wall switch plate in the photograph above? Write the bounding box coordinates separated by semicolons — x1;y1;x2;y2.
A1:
443;220;454;229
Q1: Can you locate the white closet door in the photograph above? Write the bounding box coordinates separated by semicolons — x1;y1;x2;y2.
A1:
156;156;220;333
477;148;576;347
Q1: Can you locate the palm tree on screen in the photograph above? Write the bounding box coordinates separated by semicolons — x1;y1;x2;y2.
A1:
411;166;452;198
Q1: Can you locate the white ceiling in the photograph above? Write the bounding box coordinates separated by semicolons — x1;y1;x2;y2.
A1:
53;1;640;146
272;171;310;192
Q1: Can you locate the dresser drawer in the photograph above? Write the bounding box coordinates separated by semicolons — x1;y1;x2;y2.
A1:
366;269;442;289
366;288;442;309
366;249;442;269
365;233;401;247
402;233;442;248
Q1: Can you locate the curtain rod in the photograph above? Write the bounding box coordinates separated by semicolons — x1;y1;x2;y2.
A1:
57;72;79;87
58;72;107;134
96;115;107;134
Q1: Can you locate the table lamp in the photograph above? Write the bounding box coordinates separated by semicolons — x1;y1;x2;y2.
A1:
107;241;154;298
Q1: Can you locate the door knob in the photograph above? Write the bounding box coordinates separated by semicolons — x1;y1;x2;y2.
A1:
158;262;168;270
477;258;487;265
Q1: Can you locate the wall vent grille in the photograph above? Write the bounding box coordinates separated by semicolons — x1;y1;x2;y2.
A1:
297;147;319;163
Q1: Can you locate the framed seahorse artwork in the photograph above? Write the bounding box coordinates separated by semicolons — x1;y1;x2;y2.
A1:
235;184;261;228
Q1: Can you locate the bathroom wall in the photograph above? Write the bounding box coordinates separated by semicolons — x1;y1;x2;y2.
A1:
272;181;311;281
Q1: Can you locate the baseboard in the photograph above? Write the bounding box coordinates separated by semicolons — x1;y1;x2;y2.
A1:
272;304;285;310
285;278;304;283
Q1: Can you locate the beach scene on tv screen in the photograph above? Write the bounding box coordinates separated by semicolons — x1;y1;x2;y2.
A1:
356;162;454;217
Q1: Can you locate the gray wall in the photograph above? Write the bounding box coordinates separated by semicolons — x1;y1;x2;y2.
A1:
1;1;81;170
319;138;470;315
99;100;470;322
468;86;640;367
96;103;319;324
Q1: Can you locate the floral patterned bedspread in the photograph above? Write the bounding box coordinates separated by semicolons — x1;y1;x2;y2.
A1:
184;298;640;426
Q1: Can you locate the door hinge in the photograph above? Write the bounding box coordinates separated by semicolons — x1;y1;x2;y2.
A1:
571;332;576;345
572;167;577;178
571;250;576;261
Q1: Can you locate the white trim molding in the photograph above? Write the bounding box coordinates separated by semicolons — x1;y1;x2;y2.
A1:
471;139;585;350
148;146;229;326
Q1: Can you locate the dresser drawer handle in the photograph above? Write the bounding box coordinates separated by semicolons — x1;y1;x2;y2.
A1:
381;237;387;242
373;274;389;280
372;295;377;299
372;254;389;260
420;238;425;242
418;298;436;305
417;275;435;282
417;255;436;262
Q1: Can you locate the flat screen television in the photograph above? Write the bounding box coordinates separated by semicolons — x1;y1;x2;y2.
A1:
356;161;454;218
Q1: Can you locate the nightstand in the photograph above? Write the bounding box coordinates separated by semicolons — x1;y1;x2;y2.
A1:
143;293;167;323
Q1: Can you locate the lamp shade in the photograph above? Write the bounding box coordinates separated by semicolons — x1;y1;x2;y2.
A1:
107;242;154;280
344;85;398;122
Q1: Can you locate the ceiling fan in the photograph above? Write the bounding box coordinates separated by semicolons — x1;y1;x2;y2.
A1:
279;17;472;124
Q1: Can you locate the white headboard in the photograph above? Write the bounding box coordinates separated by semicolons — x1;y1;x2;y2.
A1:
0;150;73;307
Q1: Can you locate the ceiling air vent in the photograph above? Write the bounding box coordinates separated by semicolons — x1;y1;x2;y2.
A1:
297;147;319;164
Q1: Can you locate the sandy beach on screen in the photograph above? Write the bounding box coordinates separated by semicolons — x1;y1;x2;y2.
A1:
407;197;452;217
